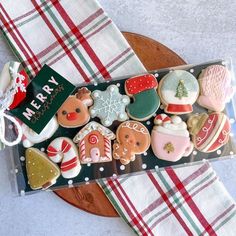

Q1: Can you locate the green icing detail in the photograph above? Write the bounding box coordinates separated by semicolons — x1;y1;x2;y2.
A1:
175;80;188;99
127;89;160;119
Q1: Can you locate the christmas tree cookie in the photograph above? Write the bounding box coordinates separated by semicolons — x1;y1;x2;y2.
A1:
26;148;60;190
158;70;199;114
125;74;160;121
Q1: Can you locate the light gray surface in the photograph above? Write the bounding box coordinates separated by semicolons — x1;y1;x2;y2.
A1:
0;1;236;236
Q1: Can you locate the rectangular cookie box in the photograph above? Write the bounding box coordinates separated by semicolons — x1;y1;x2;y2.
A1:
10;59;236;195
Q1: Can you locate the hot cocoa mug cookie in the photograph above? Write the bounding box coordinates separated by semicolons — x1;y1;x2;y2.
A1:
151;114;193;162
57;87;93;128
125;74;160;121
158;70;199;114
113;121;150;165
187;112;231;153
197;65;234;112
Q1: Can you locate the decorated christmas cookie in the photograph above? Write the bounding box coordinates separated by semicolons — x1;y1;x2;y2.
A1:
47;137;81;179
21;116;58;148
113;121;150;165
26;148;60;190
197;65;234;112
89;85;130;127
125;74;160;121
158;70;199;114
73;121;115;164
187;112;231;153
151;114;193;162
57;87;93;128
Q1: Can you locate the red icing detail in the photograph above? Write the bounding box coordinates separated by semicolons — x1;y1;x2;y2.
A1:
61;157;77;168
9;70;29;110
205;117;230;152
125;74;158;94
47;145;58;156
195;114;219;148
155;114;171;123
88;134;99;144
61;162;77;172
61;140;71;153
66;112;78;121
166;104;193;113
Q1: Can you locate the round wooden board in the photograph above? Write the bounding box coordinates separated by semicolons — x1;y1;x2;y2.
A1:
54;32;186;217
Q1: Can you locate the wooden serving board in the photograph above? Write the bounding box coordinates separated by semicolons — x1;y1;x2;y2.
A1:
54;32;186;217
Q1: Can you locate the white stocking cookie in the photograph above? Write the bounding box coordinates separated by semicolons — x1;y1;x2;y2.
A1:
89;85;130;126
47;137;81;179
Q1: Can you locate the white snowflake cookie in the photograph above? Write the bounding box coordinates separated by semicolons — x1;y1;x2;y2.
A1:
89;85;130;126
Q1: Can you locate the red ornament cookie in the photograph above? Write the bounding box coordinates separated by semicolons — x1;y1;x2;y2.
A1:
113;121;151;165
73;121;115;164
57;87;93;128
187;112;231;153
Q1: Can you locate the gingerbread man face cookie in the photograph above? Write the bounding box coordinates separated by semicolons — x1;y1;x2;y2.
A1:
158;70;199;114
151;114;193;162
113;121;150;165
197;65;234;112
125;74;160;121
57;87;93;128
187;112;231;153
89;85;130;127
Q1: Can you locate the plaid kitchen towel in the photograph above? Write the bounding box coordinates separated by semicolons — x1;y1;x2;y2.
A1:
0;0;145;85
1;1;236;236
100;162;236;236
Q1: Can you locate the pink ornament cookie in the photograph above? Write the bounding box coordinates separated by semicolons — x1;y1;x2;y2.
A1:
158;70;199;114
151;114;193;162
187;112;231;153
113;121;150;165
197;65;234;112
73;121;115;164
47;137;81;179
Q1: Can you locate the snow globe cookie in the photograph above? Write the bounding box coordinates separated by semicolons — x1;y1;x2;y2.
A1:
113;121;150;165
57;87;93;128
151;114;193;162
187;112;231;153
158;70;199;114
197;65;234;112
89;85;130;127
73;121;115;164
125;74;160;121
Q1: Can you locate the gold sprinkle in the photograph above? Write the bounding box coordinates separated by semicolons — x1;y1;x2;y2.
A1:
164;142;174;153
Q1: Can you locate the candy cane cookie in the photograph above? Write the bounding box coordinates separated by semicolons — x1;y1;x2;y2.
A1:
47;137;81;179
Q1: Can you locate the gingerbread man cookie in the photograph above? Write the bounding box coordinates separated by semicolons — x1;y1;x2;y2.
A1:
151;114;193;162
26;148;60;190
57;87;93;128
197;65;234;112
158;70;199;114
187;112;231;153
113;121;150;165
73;121;115;164
47;137;81;179
89;85;130;126
125;74;160;121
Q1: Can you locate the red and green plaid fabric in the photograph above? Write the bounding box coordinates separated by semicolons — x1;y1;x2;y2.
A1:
0;0;145;85
99;162;236;236
1;1;236;235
